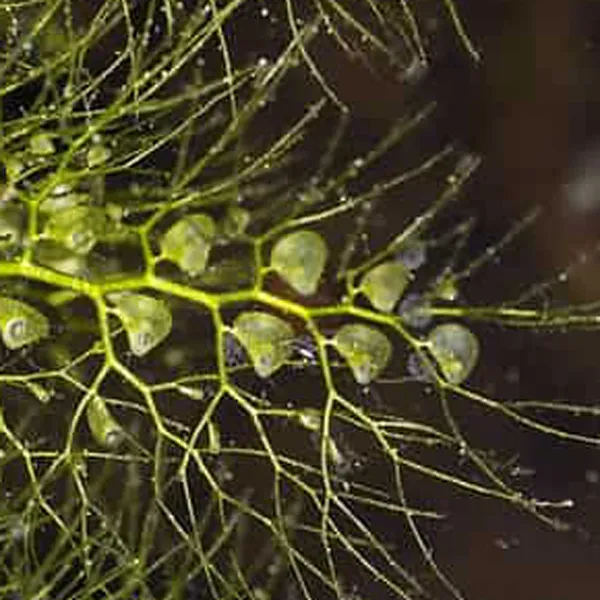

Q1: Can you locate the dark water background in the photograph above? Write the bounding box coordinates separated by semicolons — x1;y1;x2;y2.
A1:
4;1;600;599
405;2;600;598
292;1;600;598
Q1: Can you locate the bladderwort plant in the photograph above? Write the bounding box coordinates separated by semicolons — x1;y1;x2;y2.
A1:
0;1;598;599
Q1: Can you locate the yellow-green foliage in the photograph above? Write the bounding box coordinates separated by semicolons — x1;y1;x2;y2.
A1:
0;2;593;600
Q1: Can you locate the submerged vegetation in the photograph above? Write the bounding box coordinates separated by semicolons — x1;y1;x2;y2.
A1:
0;1;598;599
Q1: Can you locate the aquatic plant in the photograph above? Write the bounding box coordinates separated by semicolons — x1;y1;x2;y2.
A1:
0;2;596;599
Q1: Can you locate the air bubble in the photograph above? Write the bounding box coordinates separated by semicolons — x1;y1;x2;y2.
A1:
360;261;409;312
333;323;392;385
397;294;432;329
160;213;216;277
232;312;294;378
270;229;328;296
426;323;480;384
396;241;427;271
108;292;173;357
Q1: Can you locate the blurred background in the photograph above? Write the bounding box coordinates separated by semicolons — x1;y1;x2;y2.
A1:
419;1;600;598
302;1;600;597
